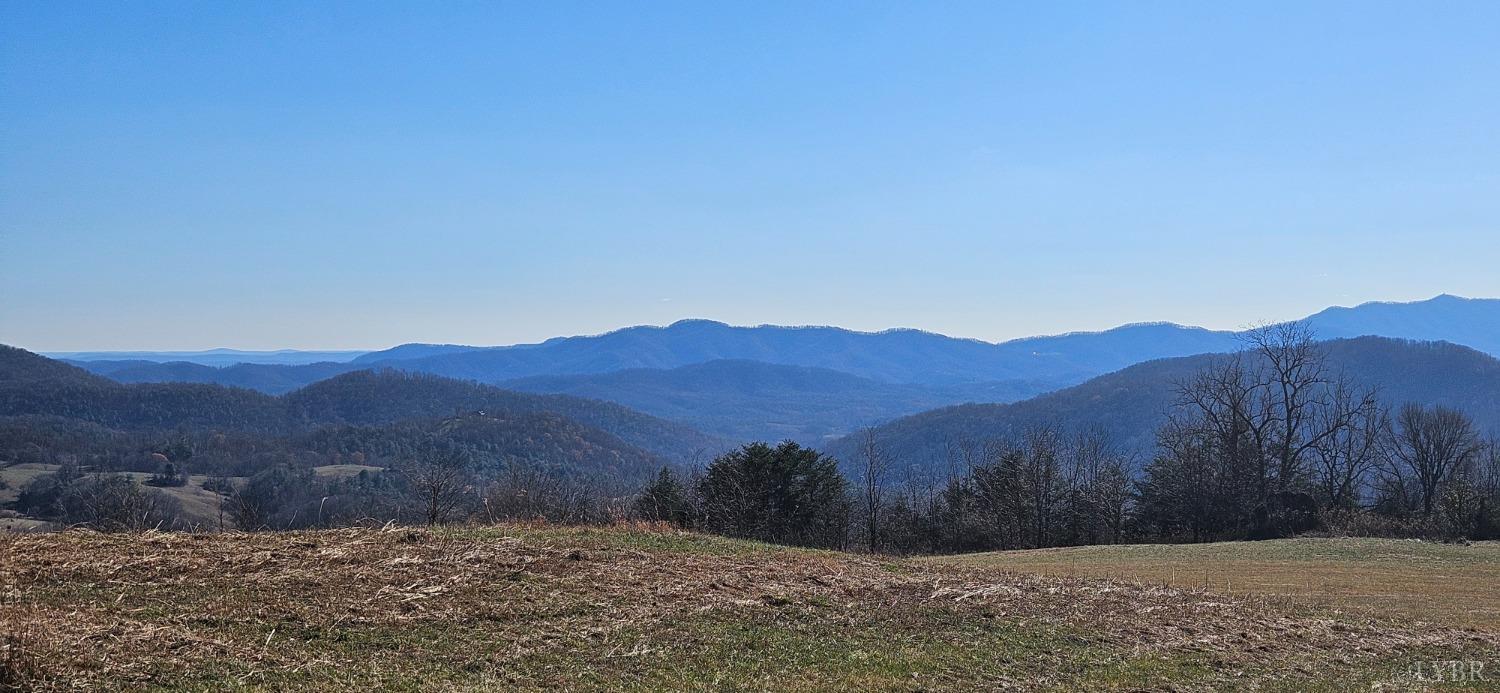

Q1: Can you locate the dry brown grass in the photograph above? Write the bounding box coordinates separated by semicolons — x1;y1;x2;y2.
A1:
1;526;1496;691
1;632;43;693
932;538;1500;632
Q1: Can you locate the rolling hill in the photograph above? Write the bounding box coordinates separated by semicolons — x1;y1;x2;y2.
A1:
503;359;1046;443
823;337;1500;472
283;370;729;461
0;346;725;465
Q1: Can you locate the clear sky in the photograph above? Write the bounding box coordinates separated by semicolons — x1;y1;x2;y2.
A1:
3;1;1498;351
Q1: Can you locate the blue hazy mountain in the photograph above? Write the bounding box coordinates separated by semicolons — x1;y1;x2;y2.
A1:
1301;294;1500;354
380;319;1240;387
65;360;356;395
349;344;483;364
822;337;1500;474
50;348;368;367
351;295;1499;388
504;359;1051;444
64;295;1500;439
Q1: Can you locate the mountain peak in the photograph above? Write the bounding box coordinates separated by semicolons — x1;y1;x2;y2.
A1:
664;319;732;330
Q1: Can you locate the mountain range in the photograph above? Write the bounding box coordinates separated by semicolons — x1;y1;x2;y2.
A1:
52;295;1500;443
45;348;367;367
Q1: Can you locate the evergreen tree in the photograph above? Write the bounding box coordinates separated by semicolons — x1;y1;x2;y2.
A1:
632;467;692;527
697;441;849;548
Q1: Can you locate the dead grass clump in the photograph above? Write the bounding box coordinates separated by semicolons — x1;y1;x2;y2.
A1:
0;633;42;693
1316;508;1445;539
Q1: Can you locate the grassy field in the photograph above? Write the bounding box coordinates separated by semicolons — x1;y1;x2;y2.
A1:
312;463;385;478
930;538;1500;632
0;463;56;506
2;526;1496;691
0;463;383;530
0;463;235;528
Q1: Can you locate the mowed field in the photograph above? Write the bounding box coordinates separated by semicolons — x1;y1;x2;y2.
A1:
930;538;1500;632
3;526;1497;691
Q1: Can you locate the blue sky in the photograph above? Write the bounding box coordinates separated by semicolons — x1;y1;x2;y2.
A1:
3;1;1498;350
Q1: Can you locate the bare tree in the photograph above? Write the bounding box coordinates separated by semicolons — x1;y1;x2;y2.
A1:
857;428;890;551
1092;453;1133;544
1309;381;1384;508
1173;323;1374;503
1010;425;1062;548
1174;352;1269;500
1067;427;1132;544
59;473;183;531
488;464;615;524
1379;404;1483;516
1478;442;1500;507
407;447;472;526
961;426;1084;549
1242;322;1374;494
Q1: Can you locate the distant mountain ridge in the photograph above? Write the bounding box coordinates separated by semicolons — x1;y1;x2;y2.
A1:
822;336;1500;475
1300;294;1500;355
350;344;483;364
344;318;1246;388
47;348;368;367
503;359;1050;444
66;360;354;394
57;296;1500;438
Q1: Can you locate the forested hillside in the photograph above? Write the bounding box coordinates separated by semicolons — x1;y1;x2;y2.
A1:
824;337;1500;472
1;346;729;531
2;347;723;463
71;359;353;395
284;370;729;459
504;359;1046;443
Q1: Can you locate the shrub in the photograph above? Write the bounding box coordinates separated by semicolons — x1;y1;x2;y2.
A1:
1316;508;1443;540
57;474;184;531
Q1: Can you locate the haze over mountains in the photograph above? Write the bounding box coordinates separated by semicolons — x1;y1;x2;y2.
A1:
503;360;1045;443
48;295;1500;444
822;337;1500;473
46;349;367;367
